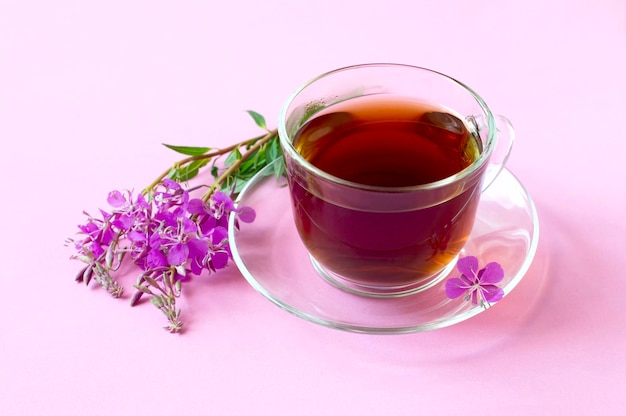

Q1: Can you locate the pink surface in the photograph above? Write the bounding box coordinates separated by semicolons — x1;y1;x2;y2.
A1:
1;0;625;414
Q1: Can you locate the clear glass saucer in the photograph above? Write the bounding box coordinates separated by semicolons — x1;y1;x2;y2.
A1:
228;161;539;334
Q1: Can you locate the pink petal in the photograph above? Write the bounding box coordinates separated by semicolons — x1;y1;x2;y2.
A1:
236;206;256;223
211;251;230;270
99;209;112;219
135;193;150;209
211;226;228;246
100;227;115;245
78;222;98;235
479;262;505;284
150;233;163;249
190;258;204;275
187;199;205;215
107;190;127;208
445;278;469;299
162;179;180;190
167;243;188;266
456;256;479;279
128;230;146;242
112;213;134;231
470;290;479;305
182;217;197;233
213;191;236;211
483;285;504;303
199;216;217;235
187;238;209;261
88;241;104;258
147;249;167;268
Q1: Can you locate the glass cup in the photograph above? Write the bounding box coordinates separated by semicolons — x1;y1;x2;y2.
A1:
277;64;514;297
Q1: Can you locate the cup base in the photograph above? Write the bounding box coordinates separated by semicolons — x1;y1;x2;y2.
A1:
309;255;458;298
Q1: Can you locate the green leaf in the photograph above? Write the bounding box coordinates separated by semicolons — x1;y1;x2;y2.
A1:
273;157;285;179
165;167;178;179
247;148;262;168
224;147;242;166
175;159;210;182
162;143;211;156
267;138;278;161
233;178;251;194
246;110;267;130
175;168;199;182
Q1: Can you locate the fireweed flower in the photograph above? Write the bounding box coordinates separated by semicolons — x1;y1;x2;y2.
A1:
445;256;504;308
69;181;256;333
68;111;280;333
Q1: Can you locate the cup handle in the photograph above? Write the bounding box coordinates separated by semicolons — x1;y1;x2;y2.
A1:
481;115;515;192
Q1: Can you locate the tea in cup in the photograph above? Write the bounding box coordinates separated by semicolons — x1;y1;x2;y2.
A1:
278;64;513;297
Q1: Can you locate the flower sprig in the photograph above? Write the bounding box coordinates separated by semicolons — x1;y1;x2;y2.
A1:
67;111;283;333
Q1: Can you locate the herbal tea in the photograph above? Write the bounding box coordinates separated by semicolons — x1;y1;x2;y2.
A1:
288;96;485;287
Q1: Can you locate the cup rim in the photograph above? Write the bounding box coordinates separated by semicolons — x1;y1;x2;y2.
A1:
278;63;497;192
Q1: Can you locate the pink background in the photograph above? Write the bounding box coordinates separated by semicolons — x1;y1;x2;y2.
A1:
1;0;625;414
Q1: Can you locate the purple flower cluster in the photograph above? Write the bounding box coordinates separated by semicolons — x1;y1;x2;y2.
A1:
70;179;255;332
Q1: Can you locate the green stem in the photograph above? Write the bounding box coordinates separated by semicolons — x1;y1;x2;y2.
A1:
201;129;278;202
141;132;270;195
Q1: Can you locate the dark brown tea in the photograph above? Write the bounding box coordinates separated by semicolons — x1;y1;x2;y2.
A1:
288;95;484;288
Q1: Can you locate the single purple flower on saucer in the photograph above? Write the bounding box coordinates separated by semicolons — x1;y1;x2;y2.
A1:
445;256;504;308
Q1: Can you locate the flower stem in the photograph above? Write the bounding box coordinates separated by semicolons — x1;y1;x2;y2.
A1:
202;129;277;202
141;132;271;195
